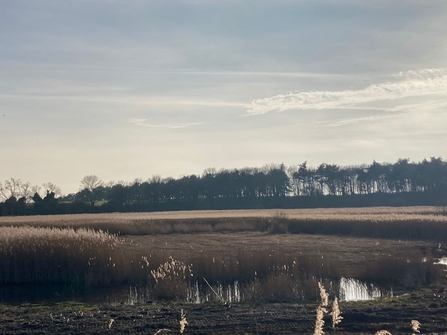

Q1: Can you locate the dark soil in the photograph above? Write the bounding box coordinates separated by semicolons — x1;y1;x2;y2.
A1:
1;282;447;335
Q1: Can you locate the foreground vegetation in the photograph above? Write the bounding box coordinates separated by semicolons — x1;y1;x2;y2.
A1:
1;283;446;335
1;208;446;334
1;207;447;240
0;209;444;303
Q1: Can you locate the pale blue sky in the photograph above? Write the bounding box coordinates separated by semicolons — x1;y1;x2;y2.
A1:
1;0;446;194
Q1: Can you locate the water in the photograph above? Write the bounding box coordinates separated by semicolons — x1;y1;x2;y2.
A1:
111;280;242;305
339;278;383;301
123;278;384;305
185;280;241;304
435;257;447;265
0;278;386;305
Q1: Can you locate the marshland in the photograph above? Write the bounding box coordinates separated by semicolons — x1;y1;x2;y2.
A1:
1;207;447;334
3;0;447;333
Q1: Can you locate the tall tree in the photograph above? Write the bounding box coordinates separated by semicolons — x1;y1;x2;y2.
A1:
79;175;104;206
267;164;290;197
80;175;103;192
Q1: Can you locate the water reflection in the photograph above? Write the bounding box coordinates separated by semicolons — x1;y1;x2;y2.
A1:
339;278;383;302
435;257;447;265
123;278;386;305
122;281;242;305
0;278;389;305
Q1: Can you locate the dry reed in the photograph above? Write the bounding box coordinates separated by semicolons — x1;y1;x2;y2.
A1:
411;319;421;334
0;226;119;286
1;207;447;241
375;331;392;335
331;297;343;329
150;257;193;300
179;309;187;334
313;282;329;335
0;216;442;303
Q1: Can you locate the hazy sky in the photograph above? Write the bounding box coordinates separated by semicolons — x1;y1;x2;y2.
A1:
1;0;447;194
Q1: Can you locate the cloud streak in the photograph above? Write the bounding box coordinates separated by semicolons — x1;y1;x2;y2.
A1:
247;68;447;115
0;93;247;109
313;100;447;128
129;118;203;129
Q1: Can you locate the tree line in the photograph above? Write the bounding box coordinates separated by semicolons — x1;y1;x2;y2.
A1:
1;157;446;216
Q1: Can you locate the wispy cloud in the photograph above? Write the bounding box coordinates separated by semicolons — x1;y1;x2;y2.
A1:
247;68;447;115
129;118;203;129
123;70;347;79
4;64;349;79
315;113;405;128
313;99;447;128
0;93;247;108
385;100;447;113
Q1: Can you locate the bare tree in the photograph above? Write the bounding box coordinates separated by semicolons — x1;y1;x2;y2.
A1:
0;182;5;202
149;175;162;184
32;184;42;195
0;179;47;203
79;175;104;207
20;182;35;202
0;178;22;201
133;178;143;185
42;182;62;197
80;175;103;192
0;181;7;202
202;167;217;177
105;180;116;188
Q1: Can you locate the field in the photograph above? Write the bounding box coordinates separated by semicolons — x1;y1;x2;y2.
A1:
1;207;447;334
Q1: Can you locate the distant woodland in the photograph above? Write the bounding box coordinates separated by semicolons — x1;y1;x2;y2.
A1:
1;157;447;216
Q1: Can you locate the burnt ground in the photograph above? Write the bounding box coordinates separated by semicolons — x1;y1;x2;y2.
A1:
1;283;447;335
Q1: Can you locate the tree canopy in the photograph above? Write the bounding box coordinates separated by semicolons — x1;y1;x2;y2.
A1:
1;158;447;216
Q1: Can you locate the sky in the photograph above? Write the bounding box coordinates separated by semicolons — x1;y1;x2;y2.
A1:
1;0;447;195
